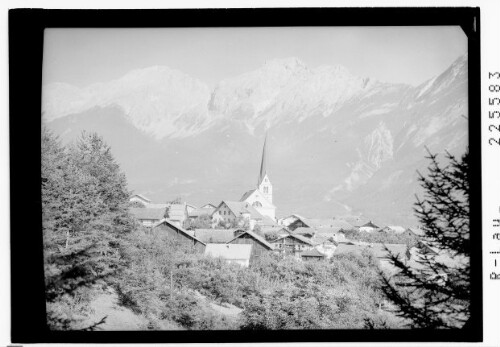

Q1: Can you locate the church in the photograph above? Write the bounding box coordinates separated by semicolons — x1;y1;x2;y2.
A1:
239;134;276;221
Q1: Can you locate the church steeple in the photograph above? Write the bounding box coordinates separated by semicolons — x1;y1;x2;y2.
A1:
257;133;268;187
257;133;272;203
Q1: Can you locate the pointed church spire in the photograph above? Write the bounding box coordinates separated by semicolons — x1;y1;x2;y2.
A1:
257;132;268;187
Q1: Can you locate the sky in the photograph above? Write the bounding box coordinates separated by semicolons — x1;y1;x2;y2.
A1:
43;26;467;88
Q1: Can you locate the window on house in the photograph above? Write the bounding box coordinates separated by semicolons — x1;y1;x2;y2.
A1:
252;201;262;208
263;187;268;194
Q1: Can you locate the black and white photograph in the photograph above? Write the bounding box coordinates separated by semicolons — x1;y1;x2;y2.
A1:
37;22;475;334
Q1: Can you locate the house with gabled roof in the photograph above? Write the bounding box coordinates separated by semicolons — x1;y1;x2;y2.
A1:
212;200;264;230
152;218;206;252
271;233;314;257
227;229;274;262
301;248;326;261
359;221;380;233
129;194;152;206
204;244;253;267
288;216;353;231
193;229;236;244
130;207;166;227
188;207;215;219
167;203;188;228
380;225;406;234
311;233;339;259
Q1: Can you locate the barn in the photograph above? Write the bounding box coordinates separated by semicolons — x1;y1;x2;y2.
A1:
227;229;273;263
271;233;314;257
152;219;206;252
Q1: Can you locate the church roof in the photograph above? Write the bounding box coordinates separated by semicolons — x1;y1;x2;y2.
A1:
257;133;268;187
240;189;258;202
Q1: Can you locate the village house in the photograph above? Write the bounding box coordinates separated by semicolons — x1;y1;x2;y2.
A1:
129;194;152;206
167;203;188;228
185;203;197;215
227;229;274;263
130;207;166;227
301;248;326;261
359;221;380;233
379;225;406;234
129;194;168;209
287;216;353;232
204;244;253;267
406;226;425;237
311;233;339;259
278;214;303;227
212;201;264;229
192;229;236;244
271;233;315;257
291;227;316;238
152;218;206;252
188;207;216;220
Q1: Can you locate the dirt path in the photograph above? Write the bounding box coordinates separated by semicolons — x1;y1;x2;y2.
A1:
83;287;150;330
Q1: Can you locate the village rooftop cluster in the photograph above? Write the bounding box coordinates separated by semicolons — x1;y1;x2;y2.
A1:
128;136;426;267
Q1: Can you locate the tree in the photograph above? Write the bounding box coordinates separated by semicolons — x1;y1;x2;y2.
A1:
380;149;470;328
184;214;212;230
42;129;134;329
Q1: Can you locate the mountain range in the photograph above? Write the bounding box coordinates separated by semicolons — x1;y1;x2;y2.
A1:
43;54;469;226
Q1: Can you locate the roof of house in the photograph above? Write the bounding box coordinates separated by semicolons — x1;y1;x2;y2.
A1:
130;207;166;220
189;207;215;218
382;226;406;233
148;203;168;209
301;248;326;258
219;201;264;220
311;233;339;246
336;215;370;227
186;203;197;209
292;227;316;236
406;227;425;236
204;243;253;261
201;203;217;209
258;215;277;226
130;194;152;203
168;204;186;220
193;229;236;243
291;217;353;230
152;218;206;245
228;229;274;250
258;226;283;234
360;221;380;229
273;233;314;246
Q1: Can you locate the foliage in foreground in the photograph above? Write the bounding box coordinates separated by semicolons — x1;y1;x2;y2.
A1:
115;229;404;330
42;128;134;329
380;149;470;328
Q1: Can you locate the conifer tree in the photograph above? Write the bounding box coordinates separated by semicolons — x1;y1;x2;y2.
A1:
42;129;133;329
380;148;470;328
